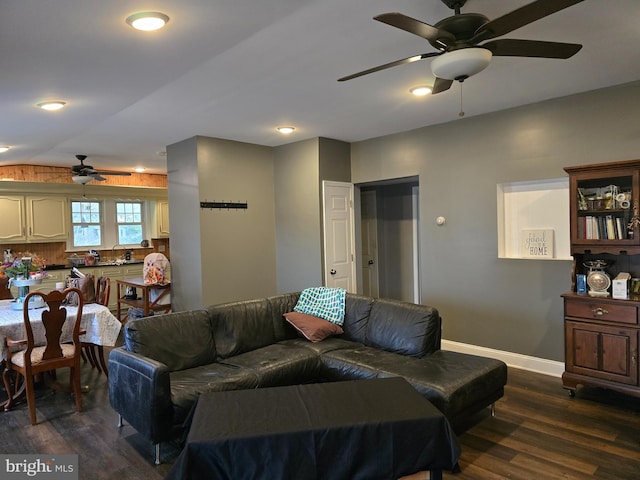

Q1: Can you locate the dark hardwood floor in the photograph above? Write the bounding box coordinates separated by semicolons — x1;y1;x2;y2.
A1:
1;360;638;479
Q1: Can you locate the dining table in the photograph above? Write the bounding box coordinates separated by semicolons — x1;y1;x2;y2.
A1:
0;299;122;361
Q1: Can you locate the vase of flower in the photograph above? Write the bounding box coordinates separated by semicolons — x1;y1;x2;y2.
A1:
1;252;48;309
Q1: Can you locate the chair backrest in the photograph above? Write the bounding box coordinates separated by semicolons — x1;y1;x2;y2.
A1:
143;253;169;285
96;276;110;307
0;276;13;299
22;287;84;365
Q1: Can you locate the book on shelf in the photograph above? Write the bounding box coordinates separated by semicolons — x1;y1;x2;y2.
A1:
581;214;629;240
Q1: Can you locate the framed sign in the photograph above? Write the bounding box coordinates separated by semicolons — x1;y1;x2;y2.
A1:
521;229;554;259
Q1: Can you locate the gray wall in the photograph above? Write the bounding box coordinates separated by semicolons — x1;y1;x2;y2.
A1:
274;138;323;292
168;82;640;362
274;137;351;293
167;136;277;310
166;137;202;312
351;81;640;361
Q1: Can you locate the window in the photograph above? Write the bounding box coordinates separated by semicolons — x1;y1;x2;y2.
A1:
116;202;144;245
71;201;102;247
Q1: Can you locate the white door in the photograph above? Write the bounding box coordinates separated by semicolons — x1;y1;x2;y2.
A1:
322;181;356;292
360;191;379;297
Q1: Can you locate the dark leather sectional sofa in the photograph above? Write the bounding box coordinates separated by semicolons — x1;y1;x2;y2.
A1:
108;292;508;464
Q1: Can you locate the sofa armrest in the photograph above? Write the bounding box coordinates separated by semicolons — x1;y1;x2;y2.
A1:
108;347;174;444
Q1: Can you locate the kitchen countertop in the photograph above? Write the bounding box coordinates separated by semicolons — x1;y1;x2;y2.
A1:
45;260;144;271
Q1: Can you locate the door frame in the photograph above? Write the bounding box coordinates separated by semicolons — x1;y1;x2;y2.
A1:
354;177;421;302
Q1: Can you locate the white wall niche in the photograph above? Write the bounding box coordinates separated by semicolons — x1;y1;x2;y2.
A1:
497;177;571;260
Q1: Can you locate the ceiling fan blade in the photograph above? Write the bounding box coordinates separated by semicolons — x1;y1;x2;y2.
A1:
432;77;453;94
91;174;107;181
374;13;454;48
338;52;439;82
483;39;582;59
471;0;584;43
93;170;132;176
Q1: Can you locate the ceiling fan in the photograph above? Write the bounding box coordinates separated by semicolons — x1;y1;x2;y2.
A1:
70;155;132;184
338;0;584;94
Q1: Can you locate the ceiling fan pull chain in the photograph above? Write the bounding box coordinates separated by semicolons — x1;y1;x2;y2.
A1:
459;81;465;117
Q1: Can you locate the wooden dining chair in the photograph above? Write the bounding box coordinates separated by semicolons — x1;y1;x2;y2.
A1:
0;276;13;300
82;276;111;376
2;287;84;425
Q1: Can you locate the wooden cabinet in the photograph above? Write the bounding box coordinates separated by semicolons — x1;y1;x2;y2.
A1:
563;159;640;398
565;160;640;255
0;195;68;243
563;295;638;394
95;263;143;310
0;196;26;241
156;200;170;237
26;196;68;241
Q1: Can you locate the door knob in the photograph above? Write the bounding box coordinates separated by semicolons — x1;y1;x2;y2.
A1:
368;260;374;265
330;269;337;275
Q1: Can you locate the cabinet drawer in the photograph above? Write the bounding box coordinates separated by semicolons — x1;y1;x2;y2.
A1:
565;299;638;325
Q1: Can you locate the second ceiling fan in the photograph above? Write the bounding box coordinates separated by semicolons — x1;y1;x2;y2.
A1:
70;155;132;184
338;0;584;94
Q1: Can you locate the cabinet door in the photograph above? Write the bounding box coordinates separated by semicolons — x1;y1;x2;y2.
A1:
26;196;68;241
157;200;170;237
566;320;638;385
0;196;26;242
34;270;66;295
97;266;124;311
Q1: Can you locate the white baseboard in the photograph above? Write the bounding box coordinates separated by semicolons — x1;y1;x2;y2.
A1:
441;340;565;378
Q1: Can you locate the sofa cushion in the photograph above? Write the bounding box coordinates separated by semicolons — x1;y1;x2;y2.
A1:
320;347;507;419
170;363;259;423
294;287;346;325
221;343;321;387
342;294;373;344
384;351;507;419
267;292;301;341
207;298;276;359
319;345;408;381
125;309;215;371
277;337;363;356
366;299;441;358
284;312;344;343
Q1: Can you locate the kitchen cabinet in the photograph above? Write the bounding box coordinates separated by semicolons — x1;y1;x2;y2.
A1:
27;196;68;241
0;196;26;241
0;195;68;243
95;263;143;310
17;263;144;312
156;200;170;237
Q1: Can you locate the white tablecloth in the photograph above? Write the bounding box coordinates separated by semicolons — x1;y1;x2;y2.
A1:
0;299;122;360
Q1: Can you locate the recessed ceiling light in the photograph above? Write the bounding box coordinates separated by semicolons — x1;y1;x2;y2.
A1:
0;147;10;153
277;126;295;134
410;86;433;97
37;101;66;111
134;167;146;173
126;12;170;31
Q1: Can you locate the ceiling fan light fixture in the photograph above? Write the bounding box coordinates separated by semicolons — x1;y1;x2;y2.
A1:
126;12;169;31
72;175;93;185
431;48;492;81
410;85;433;96
37;101;66;111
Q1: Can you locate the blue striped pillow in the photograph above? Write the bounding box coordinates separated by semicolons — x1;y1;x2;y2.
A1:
294;287;346;325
